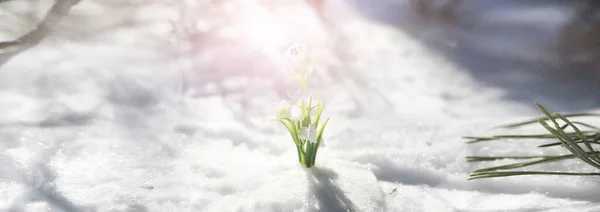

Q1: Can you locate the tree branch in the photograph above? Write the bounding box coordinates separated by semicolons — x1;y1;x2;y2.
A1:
0;0;81;68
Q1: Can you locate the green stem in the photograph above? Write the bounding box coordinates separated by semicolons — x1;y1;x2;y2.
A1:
305;142;314;167
296;145;304;164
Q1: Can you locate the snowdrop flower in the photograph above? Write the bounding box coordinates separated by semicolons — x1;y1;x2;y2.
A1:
276;99;304;120
274;44;330;168
299;124;318;144
285;44;313;90
276;100;291;119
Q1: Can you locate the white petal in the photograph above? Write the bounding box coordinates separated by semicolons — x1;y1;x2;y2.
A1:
290;106;302;121
302;125;318;143
310;127;318;142
299;127;310;141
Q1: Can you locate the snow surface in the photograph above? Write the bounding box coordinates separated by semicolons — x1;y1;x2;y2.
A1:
1;0;600;211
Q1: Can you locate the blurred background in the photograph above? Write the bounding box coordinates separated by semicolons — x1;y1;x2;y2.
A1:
350;0;600;111
1;0;600;113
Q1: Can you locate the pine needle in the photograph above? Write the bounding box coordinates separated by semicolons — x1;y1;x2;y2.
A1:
465;102;600;180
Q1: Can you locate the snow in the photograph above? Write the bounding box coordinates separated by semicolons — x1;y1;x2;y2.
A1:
1;0;600;211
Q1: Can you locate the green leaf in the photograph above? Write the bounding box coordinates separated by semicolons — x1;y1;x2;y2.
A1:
314;102;325;127
277;119;300;146
316;118;330;146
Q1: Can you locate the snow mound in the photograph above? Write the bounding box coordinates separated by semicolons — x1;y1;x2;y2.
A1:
206;160;385;212
1;0;600;211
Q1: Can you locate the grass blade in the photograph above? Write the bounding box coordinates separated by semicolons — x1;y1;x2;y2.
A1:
316;118;330;145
